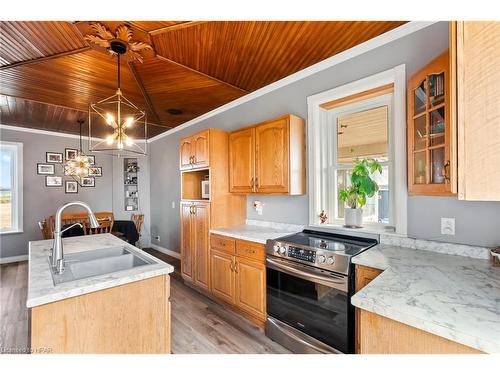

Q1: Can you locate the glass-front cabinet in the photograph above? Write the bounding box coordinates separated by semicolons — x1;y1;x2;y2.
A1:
407;50;456;195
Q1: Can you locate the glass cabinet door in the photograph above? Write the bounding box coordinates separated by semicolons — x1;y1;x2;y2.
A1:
407;50;455;195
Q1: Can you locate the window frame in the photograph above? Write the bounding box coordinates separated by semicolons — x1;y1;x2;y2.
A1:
307;65;407;234
0;141;23;234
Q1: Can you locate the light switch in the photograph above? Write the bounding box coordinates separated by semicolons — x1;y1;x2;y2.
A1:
172;201;175;209
441;218;455;235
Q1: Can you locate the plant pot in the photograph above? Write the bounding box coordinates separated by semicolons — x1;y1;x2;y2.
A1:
344;208;363;228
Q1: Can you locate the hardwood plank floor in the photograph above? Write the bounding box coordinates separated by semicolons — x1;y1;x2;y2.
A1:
0;258;289;354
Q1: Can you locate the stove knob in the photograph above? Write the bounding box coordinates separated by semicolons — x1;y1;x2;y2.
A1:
279;246;287;254
273;244;280;253
318;255;326;263
327;257;335;265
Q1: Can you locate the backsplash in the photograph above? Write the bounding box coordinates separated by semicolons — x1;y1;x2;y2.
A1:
380;233;491;260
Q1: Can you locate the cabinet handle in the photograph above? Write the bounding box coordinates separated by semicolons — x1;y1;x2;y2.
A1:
246;249;256;254
230;262;234;272
234;261;238;273
255;177;259;188
443;160;450;182
193;155;196;164
250;177;254;188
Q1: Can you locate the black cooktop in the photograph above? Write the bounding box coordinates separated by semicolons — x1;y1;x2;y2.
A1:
278;230;377;256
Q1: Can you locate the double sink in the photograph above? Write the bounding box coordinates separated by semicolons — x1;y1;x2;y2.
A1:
49;245;156;285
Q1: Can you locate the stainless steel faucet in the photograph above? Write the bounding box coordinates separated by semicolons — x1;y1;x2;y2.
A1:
52;201;100;274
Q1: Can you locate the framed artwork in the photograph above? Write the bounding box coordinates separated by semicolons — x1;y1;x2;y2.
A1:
87;155;96;165
46;152;63;164
45;176;63;187
65;148;78;161
37;163;55;175
80;177;95;187
65;180;78;194
63;165;72;176
88;167;102;177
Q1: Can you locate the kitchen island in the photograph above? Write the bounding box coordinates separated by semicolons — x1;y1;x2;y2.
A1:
352;244;500;354
27;234;174;354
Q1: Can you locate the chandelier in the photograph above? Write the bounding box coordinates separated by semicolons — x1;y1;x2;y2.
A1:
88;38;147;157
64;119;91;185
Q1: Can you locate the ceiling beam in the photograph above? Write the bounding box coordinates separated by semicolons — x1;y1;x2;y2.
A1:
0;47;91;70
149;21;208;36
127;61;163;126
155;54;249;94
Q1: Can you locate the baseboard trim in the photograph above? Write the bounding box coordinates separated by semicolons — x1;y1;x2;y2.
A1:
150;244;181;259
0;254;28;264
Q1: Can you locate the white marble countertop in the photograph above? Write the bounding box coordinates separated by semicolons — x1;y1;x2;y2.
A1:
27;234;174;308
210;220;304;244
351;244;500;353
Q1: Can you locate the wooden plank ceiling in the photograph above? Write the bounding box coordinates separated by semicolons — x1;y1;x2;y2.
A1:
0;21;406;138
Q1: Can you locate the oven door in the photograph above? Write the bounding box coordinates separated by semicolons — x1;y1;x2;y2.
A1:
266;256;350;353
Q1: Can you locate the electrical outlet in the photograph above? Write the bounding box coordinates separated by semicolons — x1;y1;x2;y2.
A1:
171;201;175;209
155;235;161;242
441;218;455;235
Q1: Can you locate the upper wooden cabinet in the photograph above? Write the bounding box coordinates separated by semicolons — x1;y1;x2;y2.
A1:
454;21;500;201
229;127;255;193
407;51;457;196
229;114;305;195
179;129;210;170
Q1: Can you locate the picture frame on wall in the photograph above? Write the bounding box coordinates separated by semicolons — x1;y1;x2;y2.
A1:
65;148;78;161
46;152;63;164
45;176;63;187
88;167;102;177
65;180;78;194
37;163;55;175
80;177;95;187
87;155;96;165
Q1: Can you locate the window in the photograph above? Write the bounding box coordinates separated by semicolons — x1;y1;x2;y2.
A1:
0;141;23;234
308;66;407;234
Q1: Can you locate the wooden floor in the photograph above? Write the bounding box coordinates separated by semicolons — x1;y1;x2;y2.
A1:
0;251;289;354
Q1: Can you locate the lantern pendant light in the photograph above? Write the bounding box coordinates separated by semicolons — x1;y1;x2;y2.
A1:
64;119;92;185
88;40;147;157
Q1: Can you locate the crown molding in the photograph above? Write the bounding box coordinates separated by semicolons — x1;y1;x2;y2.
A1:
0;123;104;141
148;21;438;143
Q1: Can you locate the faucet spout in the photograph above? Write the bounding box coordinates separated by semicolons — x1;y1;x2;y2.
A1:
52;201;99;274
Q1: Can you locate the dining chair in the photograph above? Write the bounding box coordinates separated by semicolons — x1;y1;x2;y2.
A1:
84;219;113;235
38;219;53;240
131;214;144;234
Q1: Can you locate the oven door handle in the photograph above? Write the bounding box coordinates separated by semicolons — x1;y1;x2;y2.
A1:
266;257;348;292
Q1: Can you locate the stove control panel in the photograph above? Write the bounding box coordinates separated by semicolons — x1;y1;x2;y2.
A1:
288;246;316;263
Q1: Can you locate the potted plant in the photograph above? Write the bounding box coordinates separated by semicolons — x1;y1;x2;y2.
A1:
338;158;382;228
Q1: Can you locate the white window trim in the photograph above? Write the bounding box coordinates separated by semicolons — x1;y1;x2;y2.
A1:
307;65;407;235
0;141;23;235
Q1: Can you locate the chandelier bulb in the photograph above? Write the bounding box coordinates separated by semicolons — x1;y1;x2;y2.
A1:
125;117;134;128
106;135;114;145
106;113;115;126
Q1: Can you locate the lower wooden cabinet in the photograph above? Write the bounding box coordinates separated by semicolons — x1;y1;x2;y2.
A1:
209;234;266;324
235;257;266;321
354;264;383;354
211;249;235;304
180;201;210;291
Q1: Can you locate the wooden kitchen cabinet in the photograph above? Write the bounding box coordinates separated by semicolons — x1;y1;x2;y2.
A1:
354;264;383;354
180;201;210;291
235;256;266;321
407;50;457;196
180;202;194;282
210;249;235;304
229;127;255;193
453;21;500;201
210;234;267;325
179;129;209;170
228;114;305;195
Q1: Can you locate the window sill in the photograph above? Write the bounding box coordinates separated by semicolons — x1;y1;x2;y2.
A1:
0;229;24;235
308;223;398;237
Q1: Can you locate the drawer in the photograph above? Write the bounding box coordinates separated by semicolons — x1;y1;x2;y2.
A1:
235;239;265;261
210;234;235;254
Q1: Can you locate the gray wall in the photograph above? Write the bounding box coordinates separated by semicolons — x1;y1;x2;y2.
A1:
0;128;114;258
149;22;500;252
112;151;151;246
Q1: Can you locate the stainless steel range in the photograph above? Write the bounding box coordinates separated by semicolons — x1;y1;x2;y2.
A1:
265;230;377;354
